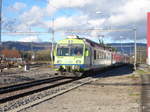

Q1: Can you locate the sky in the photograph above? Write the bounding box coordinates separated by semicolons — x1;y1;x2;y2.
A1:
2;0;150;43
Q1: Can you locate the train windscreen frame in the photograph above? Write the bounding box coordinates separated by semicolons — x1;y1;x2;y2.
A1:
57;44;83;56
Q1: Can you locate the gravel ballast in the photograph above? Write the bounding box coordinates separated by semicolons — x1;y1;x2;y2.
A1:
22;66;141;112
0;67;56;87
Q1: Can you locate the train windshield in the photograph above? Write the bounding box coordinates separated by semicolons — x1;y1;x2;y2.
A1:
57;44;83;56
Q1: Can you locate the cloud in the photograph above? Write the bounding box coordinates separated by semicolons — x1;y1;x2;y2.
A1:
48;0;93;8
7;2;26;13
43;15;89;30
20;6;44;26
4;0;150;42
2;18;20;32
107;0;150;25
54;15;89;29
13;2;26;11
88;19;105;28
18;36;42;42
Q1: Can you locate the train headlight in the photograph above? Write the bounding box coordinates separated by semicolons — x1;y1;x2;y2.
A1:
76;60;81;64
57;60;62;64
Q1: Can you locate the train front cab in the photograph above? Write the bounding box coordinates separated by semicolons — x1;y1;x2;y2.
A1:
54;38;90;76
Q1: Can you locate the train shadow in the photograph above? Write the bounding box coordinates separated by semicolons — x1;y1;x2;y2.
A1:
84;64;141;87
90;64;134;78
85;82;141;87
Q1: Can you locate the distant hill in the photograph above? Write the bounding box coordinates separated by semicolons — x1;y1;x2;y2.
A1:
108;43;146;55
0;41;53;51
0;42;147;55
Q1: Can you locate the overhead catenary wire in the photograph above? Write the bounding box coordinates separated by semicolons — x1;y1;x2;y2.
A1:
2;28;134;35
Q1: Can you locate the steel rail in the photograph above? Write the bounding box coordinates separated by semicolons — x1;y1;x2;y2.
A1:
0;76;67;94
0;77;78;103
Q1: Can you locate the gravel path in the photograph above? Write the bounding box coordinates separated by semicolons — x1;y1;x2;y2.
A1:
22;66;141;112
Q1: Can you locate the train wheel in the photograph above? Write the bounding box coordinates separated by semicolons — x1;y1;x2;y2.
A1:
74;72;83;77
83;70;93;76
58;71;65;76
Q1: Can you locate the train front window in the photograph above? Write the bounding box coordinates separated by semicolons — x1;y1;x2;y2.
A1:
70;45;83;56
57;47;69;56
57;44;83;56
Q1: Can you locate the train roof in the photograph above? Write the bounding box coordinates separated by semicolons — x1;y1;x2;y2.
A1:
80;38;114;51
59;35;115;51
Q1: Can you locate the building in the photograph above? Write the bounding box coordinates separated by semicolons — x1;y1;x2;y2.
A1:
0;48;22;61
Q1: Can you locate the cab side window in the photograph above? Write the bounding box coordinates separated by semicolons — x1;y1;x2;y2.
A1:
94;50;96;60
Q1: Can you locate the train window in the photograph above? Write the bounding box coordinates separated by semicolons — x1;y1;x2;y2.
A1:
108;53;110;59
99;51;101;59
100;51;103;59
57;44;83;56
107;53;109;59
99;52;101;59
106;53;108;59
103;51;105;59
104;52;106;59
106;53;107;59
108;53;109;59
101;51;103;59
96;51;99;59
102;51;104;59
109;53;111;59
94;50;96;60
57;47;69;56
70;45;83;56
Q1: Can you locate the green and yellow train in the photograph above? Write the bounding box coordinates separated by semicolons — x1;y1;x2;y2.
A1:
54;35;129;77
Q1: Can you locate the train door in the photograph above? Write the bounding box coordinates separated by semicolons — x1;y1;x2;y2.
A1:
89;47;92;66
85;47;92;66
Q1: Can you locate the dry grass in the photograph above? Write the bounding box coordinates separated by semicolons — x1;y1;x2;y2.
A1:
136;69;150;75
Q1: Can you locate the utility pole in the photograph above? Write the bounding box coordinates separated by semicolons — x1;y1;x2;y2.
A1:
27;24;34;62
98;35;104;44
31;41;34;61
0;0;2;45
0;0;2;54
130;45;132;63
140;50;142;64
51;18;54;66
120;36;124;54
134;27;137;70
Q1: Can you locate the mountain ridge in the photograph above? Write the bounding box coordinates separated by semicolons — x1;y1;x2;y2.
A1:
0;41;146;55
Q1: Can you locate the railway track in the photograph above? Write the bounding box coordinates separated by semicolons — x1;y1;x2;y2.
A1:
0;74;96;112
0;65;130;112
0;69;57;87
0;76;77;103
0;75;81;112
141;74;150;112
